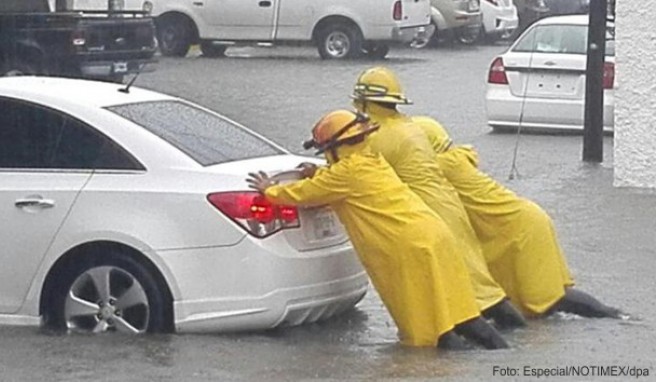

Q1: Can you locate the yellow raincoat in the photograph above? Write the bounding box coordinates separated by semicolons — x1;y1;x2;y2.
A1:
415;117;575;315
362;103;507;311
264;144;480;346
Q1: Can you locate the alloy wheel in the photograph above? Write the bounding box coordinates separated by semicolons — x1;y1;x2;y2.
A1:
64;266;150;334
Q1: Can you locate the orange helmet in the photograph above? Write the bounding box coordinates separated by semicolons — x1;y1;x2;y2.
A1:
303;110;378;153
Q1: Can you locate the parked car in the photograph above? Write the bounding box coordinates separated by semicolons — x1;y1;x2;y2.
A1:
0;0;157;83
486;15;615;133
0;76;368;334
412;0;482;47
131;0;432;60
480;0;519;43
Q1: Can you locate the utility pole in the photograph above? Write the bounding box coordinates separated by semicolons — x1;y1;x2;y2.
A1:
582;0;608;162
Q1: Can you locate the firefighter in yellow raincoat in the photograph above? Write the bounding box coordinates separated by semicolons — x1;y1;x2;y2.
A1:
350;67;526;328
247;110;509;349
414;115;622;318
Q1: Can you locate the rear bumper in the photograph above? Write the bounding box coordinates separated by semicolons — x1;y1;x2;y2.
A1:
485;15;518;35
79;58;157;78
391;24;436;44
486;85;614;132
157;237;368;333
444;11;482;29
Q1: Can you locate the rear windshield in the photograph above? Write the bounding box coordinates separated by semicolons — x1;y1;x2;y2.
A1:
108;100;284;166
513;24;615;56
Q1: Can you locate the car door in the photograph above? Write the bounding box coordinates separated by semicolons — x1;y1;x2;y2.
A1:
0;98;94;313
201;0;278;40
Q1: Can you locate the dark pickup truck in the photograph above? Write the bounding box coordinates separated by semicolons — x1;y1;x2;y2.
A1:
0;0;157;82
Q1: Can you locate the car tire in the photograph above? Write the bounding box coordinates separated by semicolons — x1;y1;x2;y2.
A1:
362;43;389;59
46;250;169;334
410;22;443;49
456;28;480;45
157;15;193;57
200;41;227;58
316;23;363;60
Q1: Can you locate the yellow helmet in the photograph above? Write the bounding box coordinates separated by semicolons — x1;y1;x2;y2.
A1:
351;66;412;105
412;116;452;154
303;110;379;153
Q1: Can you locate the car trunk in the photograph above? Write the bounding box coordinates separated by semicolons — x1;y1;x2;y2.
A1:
206;155;350;252
505;52;587;100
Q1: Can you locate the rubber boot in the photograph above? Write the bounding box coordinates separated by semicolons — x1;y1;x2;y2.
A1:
436;330;474;351
554;288;623;318
454;317;510;350
482;298;527;329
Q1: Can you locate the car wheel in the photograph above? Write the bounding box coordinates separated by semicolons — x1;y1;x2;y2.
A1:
316;23;363;59
47;251;168;334
200;41;227;58
362;43;389;59
410;22;441;49
157;15;193;57
456;28;480;45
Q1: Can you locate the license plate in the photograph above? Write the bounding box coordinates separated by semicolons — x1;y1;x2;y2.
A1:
113;62;128;74
309;208;338;240
526;73;580;97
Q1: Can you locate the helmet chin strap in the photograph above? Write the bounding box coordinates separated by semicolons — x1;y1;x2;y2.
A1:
329;147;340;163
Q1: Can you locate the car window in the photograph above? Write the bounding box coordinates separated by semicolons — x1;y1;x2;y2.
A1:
107;100;285;166
512;24;614;56
0;98;143;170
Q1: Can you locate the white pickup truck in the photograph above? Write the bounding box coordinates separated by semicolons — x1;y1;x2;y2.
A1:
131;0;432;59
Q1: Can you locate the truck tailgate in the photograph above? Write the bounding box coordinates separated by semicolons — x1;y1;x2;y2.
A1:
400;0;431;28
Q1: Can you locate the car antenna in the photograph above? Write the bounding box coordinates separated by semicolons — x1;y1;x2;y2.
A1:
118;64;146;94
507;25;538;181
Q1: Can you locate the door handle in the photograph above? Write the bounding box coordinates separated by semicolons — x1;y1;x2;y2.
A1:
15;198;55;209
544;61;557;66
259;1;272;7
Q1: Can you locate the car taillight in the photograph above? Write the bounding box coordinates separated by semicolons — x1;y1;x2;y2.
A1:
207;191;299;238
488;57;509;85
603;62;615;90
393;1;403;21
72;29;87;46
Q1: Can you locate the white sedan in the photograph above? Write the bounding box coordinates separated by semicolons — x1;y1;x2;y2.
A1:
0;76;368;334
486;15;615;133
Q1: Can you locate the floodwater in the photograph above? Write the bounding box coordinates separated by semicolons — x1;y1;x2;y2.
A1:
1;45;655;381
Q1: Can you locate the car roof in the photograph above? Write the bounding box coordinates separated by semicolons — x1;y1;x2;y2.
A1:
0;76;175;108
535;14;589;26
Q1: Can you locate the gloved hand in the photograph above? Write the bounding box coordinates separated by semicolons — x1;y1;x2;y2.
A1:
296;162;318;178
246;171;278;193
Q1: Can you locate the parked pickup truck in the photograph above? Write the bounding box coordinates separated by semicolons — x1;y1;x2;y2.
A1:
0;0;157;82
137;0;433;59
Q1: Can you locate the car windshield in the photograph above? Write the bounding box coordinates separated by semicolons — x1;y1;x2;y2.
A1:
107;100;285;166
512;24;615;56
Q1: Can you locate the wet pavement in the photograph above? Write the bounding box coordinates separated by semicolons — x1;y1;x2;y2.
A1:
2;45;656;381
